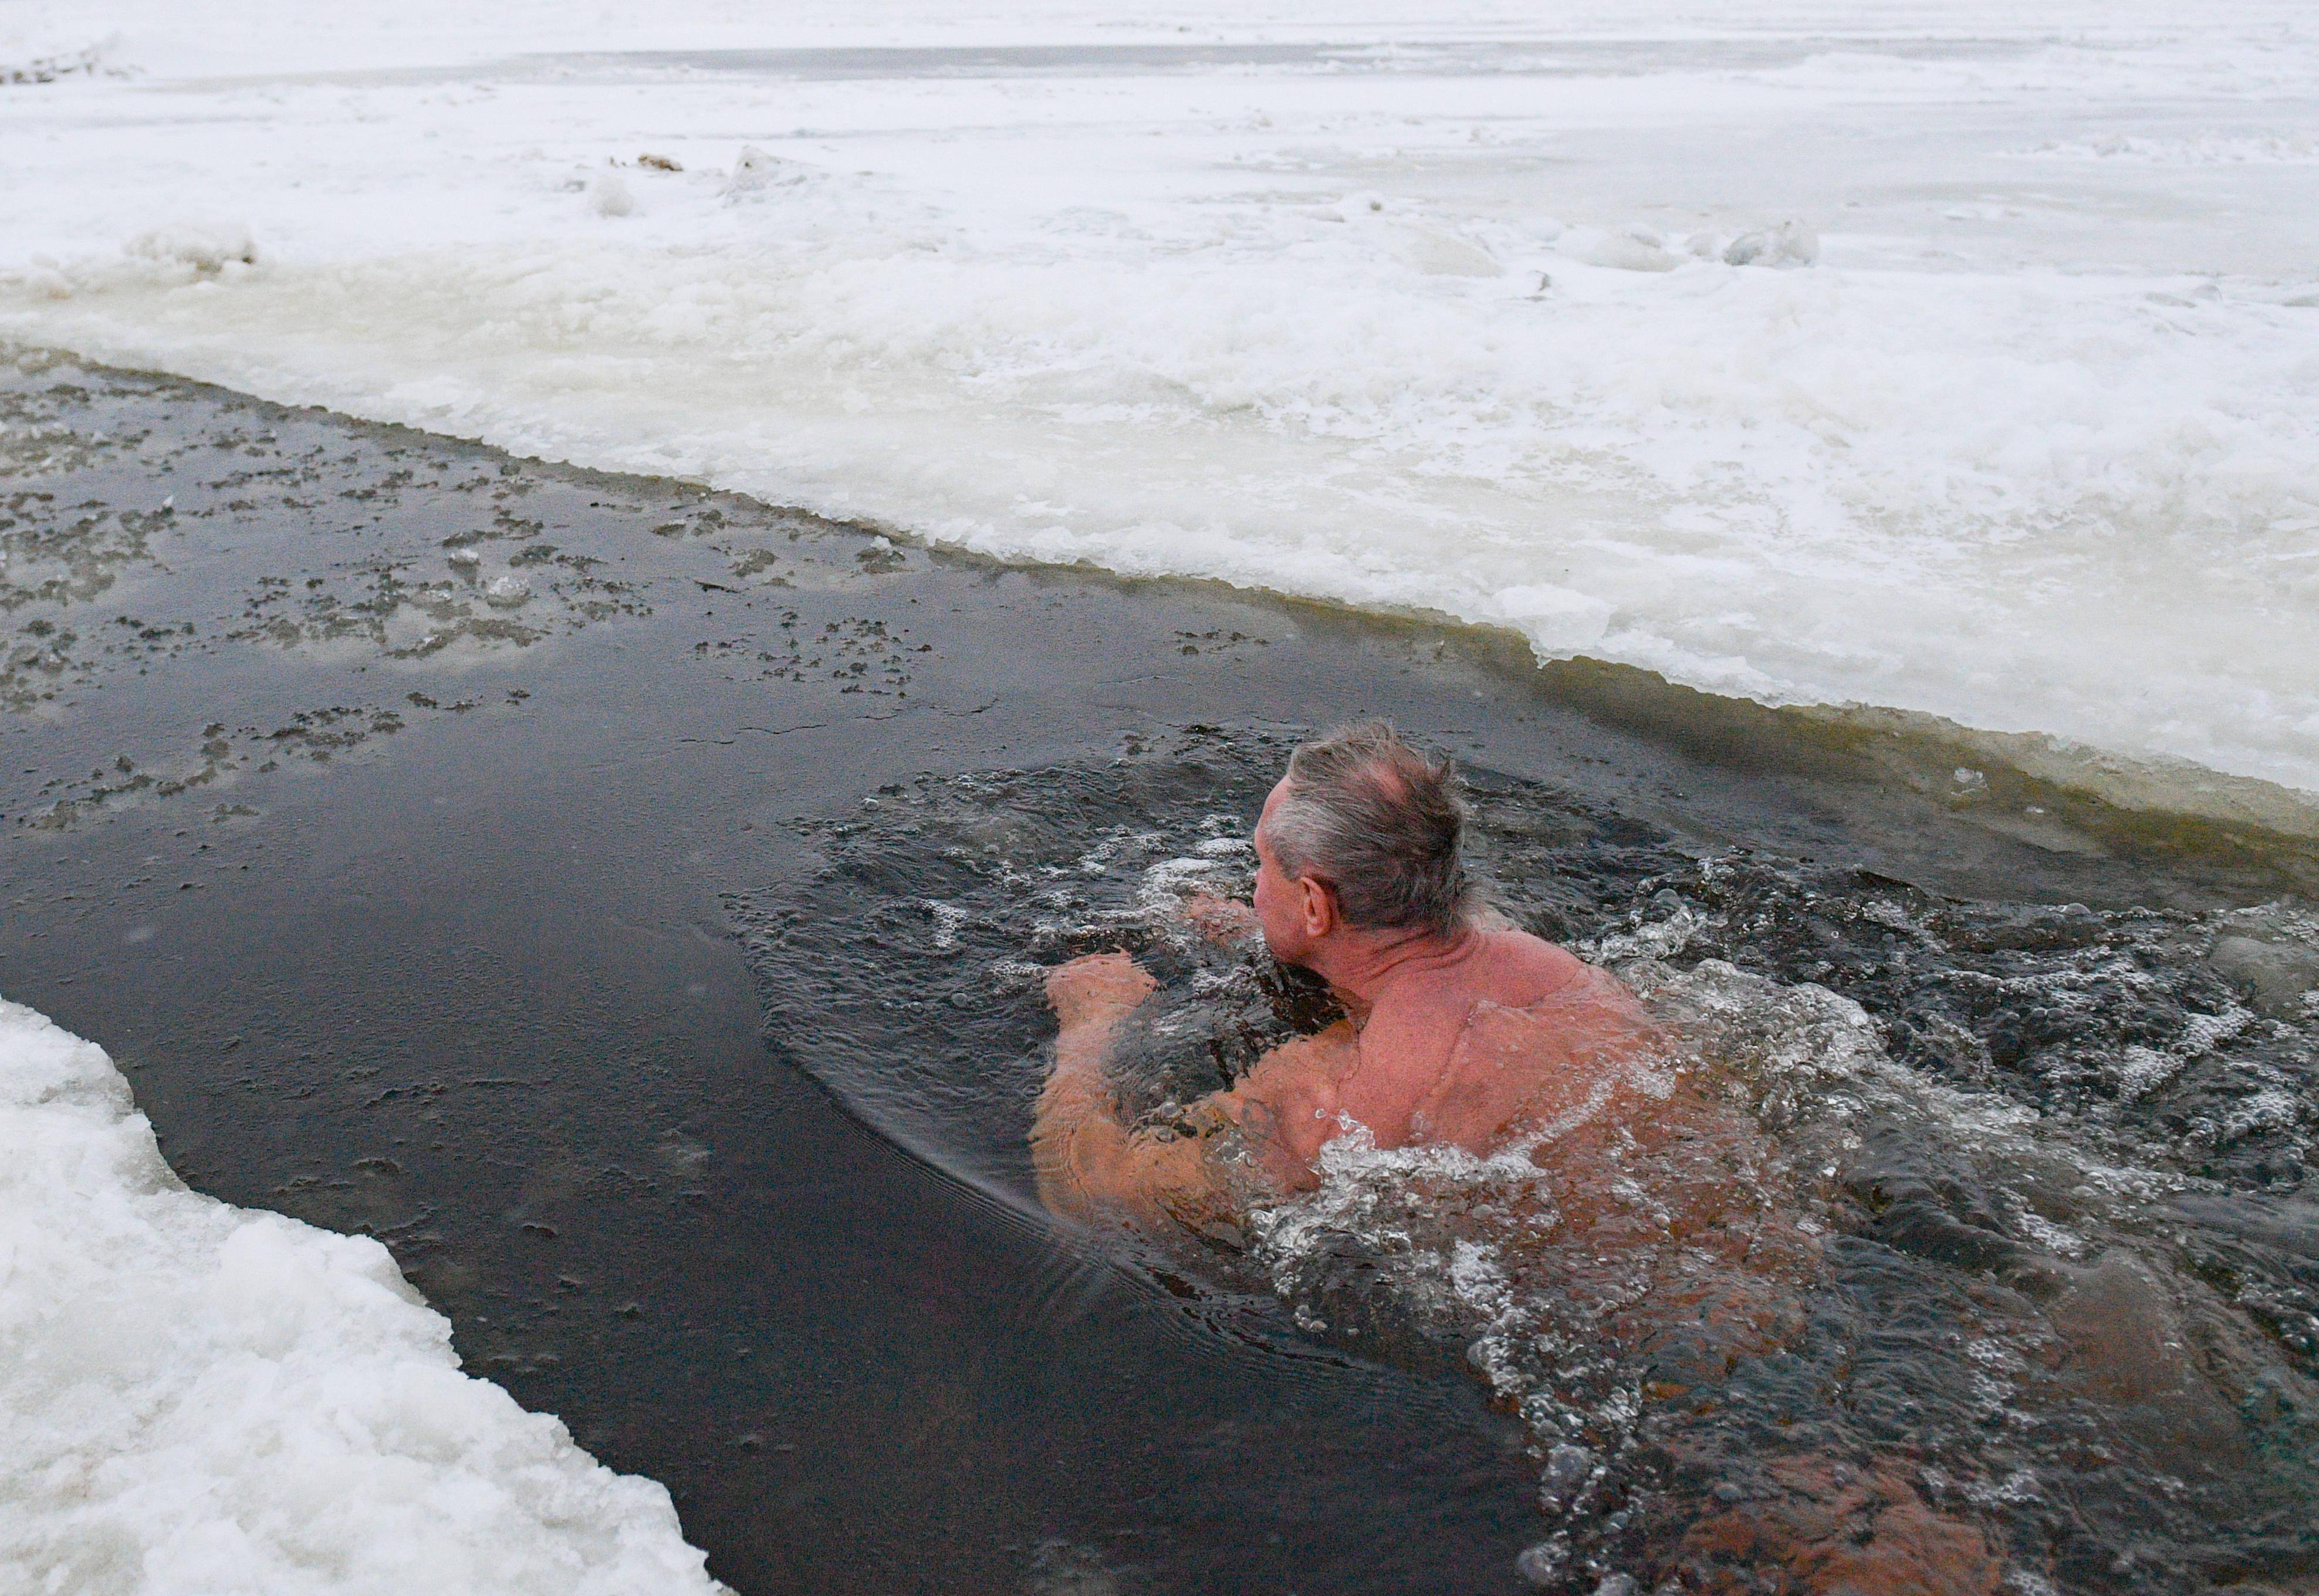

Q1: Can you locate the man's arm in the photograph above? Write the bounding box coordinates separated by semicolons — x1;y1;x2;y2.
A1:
1032;953;1357;1231
1032;952;1235;1232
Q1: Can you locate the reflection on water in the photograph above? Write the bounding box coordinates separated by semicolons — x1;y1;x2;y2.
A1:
731;728;2319;1594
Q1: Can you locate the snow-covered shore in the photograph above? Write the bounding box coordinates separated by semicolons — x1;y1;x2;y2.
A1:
2;1;2315;794
0;997;722;1596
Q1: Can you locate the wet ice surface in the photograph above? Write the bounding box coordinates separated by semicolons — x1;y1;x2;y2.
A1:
0;344;897;834
736;731;2319;1594
4;1;2318;794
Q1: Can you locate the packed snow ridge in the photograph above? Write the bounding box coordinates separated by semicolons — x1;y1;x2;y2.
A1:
0;997;723;1596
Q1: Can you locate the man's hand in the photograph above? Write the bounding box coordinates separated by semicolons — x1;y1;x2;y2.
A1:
1044;951;1157;1030
1179;890;1262;946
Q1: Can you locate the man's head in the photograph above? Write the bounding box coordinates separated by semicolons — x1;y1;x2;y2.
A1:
1252;721;1470;965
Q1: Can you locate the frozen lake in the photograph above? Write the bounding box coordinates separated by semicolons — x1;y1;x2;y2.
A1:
4;0;2316;799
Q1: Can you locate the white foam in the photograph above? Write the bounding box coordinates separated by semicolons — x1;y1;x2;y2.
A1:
1;0;2315;792
0;996;723;1596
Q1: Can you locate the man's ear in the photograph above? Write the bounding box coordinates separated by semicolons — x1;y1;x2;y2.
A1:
1297;876;1339;938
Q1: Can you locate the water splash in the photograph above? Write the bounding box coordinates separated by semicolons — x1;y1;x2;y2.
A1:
728;728;2319;1593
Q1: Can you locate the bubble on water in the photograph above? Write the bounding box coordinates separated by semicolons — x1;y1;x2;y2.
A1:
2223;1086;2302;1139
1544;1443;1596;1499
1133;853;1233;919
1515;1539;1568;1586
923;899;969;952
2115;1044;2181;1100
1964;1467;2043;1507
2010;1206;2088;1258
2179;1005;2257;1054
1071;826;1164;877
1023;1538;1130;1596
1580;898;1704;964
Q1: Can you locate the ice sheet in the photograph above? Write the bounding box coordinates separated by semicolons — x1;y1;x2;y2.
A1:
1;0;2315;793
0;997;722;1596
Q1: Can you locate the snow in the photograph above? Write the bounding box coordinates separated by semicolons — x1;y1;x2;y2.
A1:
0;0;2315;794
0;996;723;1596
588;173;637;220
126;222;261;274
1722;221;1819;269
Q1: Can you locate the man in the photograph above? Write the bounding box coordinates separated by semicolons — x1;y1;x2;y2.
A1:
1031;721;1659;1233
1030;728;2010;1594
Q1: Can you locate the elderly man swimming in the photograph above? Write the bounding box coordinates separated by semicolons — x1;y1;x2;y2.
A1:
1032;721;1657;1232
1030;727;2016;1595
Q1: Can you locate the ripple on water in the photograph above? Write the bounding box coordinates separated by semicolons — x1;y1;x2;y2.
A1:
727;728;2319;1595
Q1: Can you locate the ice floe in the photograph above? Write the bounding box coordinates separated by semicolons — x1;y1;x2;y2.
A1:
0;997;722;1596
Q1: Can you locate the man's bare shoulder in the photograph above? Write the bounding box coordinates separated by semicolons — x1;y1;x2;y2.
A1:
1374;925;1593;1026
1470;925;1595;1001
1342;928;1653;1144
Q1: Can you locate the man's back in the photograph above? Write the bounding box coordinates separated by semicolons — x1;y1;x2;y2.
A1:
1347;928;1652;1152
1245;927;1653;1168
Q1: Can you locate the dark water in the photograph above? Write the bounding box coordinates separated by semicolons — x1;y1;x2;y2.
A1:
735;735;2319;1594
5;345;2315;1594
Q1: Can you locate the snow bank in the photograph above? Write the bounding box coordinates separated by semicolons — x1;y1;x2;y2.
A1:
1;0;2315;796
0;997;723;1596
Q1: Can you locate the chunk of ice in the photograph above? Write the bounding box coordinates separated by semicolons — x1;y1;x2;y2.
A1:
1570;226;1679;273
0;997;722;1596
725;146;810;196
1723;221;1820;268
126;221;259;274
590;173;635;219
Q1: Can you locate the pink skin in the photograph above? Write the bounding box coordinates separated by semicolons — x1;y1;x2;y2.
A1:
1034;775;1648;1228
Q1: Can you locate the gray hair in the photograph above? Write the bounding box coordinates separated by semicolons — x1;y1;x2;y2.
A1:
1262;721;1470;937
